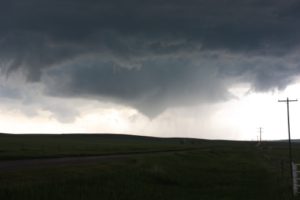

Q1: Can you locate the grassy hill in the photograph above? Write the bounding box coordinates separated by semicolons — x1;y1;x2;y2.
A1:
0;133;204;160
0;133;298;199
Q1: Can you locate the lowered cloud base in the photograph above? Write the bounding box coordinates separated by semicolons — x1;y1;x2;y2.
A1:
0;0;300;139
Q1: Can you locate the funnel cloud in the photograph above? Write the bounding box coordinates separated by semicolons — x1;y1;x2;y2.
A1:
0;0;300;125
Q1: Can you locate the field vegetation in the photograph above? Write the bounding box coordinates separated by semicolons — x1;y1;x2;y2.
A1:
0;133;299;199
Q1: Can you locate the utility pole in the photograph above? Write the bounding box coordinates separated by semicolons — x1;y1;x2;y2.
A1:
256;127;263;146
259;127;263;143
278;97;298;196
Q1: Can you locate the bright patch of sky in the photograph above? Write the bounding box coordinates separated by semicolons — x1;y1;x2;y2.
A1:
1;80;300;141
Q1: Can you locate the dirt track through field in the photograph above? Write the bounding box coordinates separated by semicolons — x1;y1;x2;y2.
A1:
0;148;199;171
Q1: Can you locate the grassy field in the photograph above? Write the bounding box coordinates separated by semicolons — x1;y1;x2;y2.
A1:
0;133;299;199
0;133;199;160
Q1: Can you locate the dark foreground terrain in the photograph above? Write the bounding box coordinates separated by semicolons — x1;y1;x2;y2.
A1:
0;133;299;200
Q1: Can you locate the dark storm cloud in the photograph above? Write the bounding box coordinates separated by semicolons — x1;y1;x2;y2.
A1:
44;56;229;117
1;0;300;117
2;0;300;48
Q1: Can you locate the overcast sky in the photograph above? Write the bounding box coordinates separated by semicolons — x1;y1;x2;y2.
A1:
1;0;300;139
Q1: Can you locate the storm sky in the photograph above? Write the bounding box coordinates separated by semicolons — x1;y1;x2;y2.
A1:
1;0;300;139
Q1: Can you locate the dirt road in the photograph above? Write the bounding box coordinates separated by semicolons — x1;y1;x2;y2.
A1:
0;148;199;171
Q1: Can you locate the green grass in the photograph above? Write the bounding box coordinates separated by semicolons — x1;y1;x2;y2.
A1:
0;134;299;199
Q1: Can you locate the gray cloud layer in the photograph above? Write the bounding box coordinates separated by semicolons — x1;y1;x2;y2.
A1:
1;0;300;117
